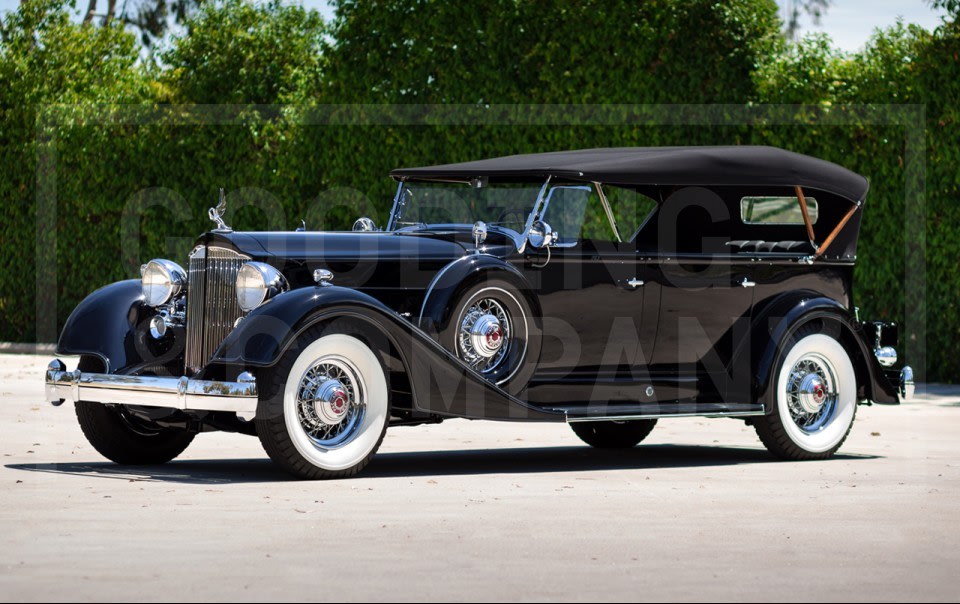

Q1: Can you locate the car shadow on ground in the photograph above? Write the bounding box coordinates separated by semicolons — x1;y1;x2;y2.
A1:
5;444;881;485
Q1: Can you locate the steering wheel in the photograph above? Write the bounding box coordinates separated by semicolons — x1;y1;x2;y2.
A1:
495;207;529;227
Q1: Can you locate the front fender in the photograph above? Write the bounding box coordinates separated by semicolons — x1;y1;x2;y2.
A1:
741;293;898;409
56;280;150;374
210;285;560;421
212;286;389;367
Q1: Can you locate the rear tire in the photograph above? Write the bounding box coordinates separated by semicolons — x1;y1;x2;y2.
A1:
75;401;195;465
754;326;858;460
570;419;658;449
256;328;390;479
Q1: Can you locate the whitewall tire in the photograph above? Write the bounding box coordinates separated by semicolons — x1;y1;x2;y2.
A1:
755;329;857;460
257;330;390;479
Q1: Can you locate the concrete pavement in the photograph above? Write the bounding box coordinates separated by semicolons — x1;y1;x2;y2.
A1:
1;353;958;601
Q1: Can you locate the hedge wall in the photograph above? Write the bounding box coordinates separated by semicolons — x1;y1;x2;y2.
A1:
1;0;956;381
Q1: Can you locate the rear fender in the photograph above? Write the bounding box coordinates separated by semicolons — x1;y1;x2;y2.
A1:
736;293;898;410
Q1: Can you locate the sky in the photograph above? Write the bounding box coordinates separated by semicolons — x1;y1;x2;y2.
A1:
0;0;950;53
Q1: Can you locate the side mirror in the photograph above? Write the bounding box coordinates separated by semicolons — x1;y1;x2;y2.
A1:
352;217;379;232
527;220;557;249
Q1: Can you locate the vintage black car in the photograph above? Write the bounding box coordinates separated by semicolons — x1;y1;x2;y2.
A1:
45;146;913;479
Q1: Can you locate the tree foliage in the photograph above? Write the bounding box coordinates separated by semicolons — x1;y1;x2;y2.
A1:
160;0;326;104
782;0;831;41
324;0;781;104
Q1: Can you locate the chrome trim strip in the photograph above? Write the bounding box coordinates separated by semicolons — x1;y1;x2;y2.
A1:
593;182;622;243
45;360;258;415
518;177;552;254
565;410;765;423
185;246;206;373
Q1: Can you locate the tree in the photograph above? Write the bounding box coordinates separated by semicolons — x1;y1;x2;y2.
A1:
783;0;831;41
929;0;960;17
323;0;782;104
160;0;326;104
78;0;203;47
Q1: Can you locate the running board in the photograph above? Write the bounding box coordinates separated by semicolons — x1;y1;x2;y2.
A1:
557;402;765;423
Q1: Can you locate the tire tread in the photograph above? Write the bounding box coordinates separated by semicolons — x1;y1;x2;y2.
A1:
75;401;195;465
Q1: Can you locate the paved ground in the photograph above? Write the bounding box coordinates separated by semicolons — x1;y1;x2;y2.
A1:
1;353;958;602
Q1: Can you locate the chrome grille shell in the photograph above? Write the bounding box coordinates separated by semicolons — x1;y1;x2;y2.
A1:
185;245;250;374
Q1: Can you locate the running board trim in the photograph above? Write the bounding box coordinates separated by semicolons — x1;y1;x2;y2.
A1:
565;409;765;423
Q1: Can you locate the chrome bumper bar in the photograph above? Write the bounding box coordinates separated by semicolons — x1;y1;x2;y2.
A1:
44;359;258;415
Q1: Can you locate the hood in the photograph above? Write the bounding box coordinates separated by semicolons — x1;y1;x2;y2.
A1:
191;228;520;316
201;230;469;262
200;227;519;263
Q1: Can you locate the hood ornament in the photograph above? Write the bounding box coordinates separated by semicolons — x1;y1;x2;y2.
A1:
208;188;232;232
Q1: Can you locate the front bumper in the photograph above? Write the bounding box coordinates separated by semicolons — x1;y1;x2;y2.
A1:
44;359;258;415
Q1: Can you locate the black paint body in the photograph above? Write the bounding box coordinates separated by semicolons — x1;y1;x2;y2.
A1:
58;183;900;424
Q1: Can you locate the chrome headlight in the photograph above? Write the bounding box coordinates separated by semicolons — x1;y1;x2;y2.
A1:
236;262;287;312
140;259;186;307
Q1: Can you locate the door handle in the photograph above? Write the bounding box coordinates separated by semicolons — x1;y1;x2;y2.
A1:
625;278;644;289
740;277;756;288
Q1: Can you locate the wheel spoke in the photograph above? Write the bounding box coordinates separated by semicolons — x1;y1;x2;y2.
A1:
785;352;839;434
456;297;512;375
295;356;366;449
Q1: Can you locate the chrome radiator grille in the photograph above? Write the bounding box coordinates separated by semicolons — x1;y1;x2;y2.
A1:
184;245;250;373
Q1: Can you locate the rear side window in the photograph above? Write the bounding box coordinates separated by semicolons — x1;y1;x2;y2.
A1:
740;196;818;225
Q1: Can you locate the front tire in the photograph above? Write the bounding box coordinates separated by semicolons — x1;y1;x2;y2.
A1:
75;401;195;465
754;328;858;460
256;330;390;479
570;419;658;449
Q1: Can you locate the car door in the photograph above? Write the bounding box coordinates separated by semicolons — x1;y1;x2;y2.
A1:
638;186;757;400
516;185;657;407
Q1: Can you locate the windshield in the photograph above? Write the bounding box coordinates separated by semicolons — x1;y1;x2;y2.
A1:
390;182;542;233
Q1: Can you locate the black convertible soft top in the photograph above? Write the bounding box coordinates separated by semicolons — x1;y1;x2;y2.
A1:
391;146;869;203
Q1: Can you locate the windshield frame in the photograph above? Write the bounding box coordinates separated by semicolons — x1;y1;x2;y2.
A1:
386;177;629;252
387;178;553;251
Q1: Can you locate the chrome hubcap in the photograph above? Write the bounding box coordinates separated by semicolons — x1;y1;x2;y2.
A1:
786;354;838;433
313;378;350;425
470;313;503;357
457;298;511;374
296;357;365;448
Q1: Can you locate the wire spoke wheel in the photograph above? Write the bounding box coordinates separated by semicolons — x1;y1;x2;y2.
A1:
456;296;512;375
295;356;366;449
754;329;858;460
257;331;390;479
785;354;839;433
440;280;539;395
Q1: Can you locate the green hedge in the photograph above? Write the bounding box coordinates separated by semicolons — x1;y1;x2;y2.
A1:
1;0;956;381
